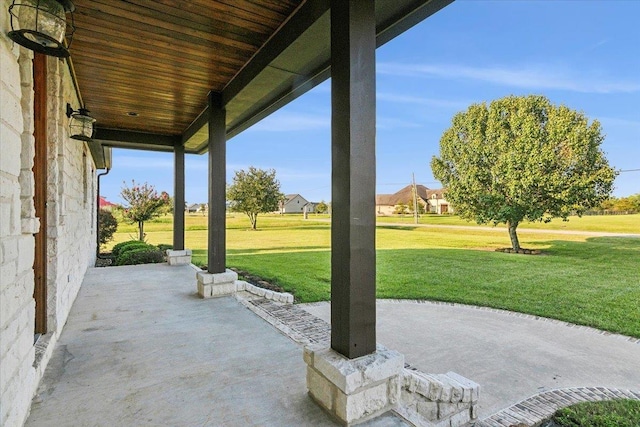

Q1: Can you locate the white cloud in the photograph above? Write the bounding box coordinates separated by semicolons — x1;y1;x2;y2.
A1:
377;62;640;94
377;117;422;130
377;93;469;110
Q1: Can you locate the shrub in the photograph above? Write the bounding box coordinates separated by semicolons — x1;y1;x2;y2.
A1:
98;209;118;246
115;247;164;266
157;243;173;252
112;240;148;258
115;243;157;264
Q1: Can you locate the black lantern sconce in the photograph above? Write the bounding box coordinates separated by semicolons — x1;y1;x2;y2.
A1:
8;0;75;58
66;103;95;141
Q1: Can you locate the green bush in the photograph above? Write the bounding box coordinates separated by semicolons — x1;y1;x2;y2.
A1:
118;242;154;256
552;399;640;427
98;209;118;246
115;247;164;266
112;240;147;258
157;243;173;252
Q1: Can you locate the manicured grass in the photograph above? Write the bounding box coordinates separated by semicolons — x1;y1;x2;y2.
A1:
376;213;640;233
551;399;640;427
110;213;640;338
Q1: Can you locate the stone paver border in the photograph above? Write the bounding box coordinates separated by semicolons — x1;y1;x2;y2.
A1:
237;297;330;346
476;387;640;427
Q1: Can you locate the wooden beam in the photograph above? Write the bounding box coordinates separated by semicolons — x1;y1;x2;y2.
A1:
330;0;377;359
94;128;180;152
173;144;185;251
207;92;226;274
33;53;48;335
376;0;455;47
222;0;330;105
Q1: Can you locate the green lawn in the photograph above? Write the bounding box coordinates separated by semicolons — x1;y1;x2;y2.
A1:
552;399;640;427
376;212;640;233
109;213;640;338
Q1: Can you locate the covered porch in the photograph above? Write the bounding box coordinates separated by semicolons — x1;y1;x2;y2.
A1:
24;264;406;426
25;264;640;426
55;0;459;424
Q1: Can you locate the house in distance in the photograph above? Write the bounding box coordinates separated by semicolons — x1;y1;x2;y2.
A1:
280;194;317;214
376;184;452;215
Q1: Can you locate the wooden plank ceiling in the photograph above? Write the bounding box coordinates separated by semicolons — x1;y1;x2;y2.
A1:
69;0;453;154
72;0;302;137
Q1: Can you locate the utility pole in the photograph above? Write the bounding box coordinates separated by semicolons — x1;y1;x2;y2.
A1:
412;173;419;225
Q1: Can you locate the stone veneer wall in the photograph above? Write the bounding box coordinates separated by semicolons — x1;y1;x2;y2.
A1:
0;5;98;425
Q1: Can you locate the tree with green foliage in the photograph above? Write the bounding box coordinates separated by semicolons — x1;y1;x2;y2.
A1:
600;194;640;213
98;209;118;248
227;167;283;230
431;95;617;251
120;180;170;241
316;200;328;214
394;203;408;215
408;199;425;214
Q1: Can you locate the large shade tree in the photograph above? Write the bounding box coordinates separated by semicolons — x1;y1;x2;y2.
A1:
227;167;283;230
431;95;617;251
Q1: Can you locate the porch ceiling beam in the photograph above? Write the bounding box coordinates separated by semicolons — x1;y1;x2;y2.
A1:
181;106;209;146
376;0;454;47
181;0;452;152
94;128;181;152
180;0;329;147
221;0;330;106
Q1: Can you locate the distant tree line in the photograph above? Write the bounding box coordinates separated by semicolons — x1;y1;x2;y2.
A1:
592;194;640;214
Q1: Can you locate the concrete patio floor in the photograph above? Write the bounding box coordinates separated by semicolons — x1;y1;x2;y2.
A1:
25;264;404;427
25;263;639;426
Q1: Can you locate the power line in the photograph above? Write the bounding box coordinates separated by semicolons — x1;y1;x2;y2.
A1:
619;169;640;173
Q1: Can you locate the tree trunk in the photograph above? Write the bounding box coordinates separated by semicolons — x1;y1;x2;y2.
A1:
507;221;520;251
252;214;258;230
138;221;144;241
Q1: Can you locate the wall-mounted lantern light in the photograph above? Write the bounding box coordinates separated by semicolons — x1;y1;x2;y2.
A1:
66;103;95;141
8;0;75;58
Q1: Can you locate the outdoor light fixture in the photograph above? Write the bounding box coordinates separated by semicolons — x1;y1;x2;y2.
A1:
66;103;95;141
7;0;75;58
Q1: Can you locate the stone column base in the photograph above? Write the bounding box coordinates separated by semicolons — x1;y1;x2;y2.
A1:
196;269;238;298
166;249;192;265
304;344;404;426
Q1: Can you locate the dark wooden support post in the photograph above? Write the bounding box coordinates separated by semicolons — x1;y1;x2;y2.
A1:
173;144;185;251
330;0;377;359
33;53;47;335
207;92;226;274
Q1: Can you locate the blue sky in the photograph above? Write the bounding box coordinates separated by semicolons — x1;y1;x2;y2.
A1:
101;1;640;205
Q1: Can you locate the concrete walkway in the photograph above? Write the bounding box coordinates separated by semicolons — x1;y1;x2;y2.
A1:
25;265;404;427
25;264;639;426
301;301;640;419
